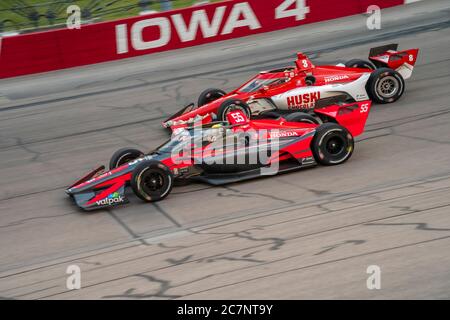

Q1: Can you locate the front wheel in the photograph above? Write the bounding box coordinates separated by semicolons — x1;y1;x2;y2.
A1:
311;123;354;166
109;148;144;170
366;68;405;104
131;160;174;202
198;88;226;107
217;99;251;121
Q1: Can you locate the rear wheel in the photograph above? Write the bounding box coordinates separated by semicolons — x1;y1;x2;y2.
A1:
109;148;144;170
366;68;405;104
345;59;376;70
217;99;251;121
254;111;281;119
284;112;320;124
131;160;173;202
198;88;226;107
311;123;354;166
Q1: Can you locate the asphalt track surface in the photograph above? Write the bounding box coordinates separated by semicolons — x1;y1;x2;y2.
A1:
0;0;449;299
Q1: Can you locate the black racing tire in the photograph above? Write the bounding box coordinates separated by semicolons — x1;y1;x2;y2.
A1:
130;160;174;202
305;75;316;86
345;59;376;70
366;67;405;104
109;148;144;170
255;111;281;119
198;88;226;107
217;99;251;121
311;123;354;166
284;112;320;124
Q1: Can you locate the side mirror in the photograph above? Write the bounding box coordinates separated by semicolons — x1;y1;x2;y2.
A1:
305;75;316;86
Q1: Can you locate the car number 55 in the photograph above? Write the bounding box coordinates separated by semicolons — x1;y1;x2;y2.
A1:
360;103;369;113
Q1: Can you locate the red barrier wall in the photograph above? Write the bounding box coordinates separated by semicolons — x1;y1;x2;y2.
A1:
0;0;403;79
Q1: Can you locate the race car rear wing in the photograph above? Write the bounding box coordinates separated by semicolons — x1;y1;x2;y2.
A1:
369;43;399;57
368;44;419;79
314;100;372;137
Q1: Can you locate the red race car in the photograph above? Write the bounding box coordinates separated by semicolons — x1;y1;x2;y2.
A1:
66;100;372;211
163;44;418;131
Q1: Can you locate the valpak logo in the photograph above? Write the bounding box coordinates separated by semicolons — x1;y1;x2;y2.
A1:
96;192;124;206
287;92;321;109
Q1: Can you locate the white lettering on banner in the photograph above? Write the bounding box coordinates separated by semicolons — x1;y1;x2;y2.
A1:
116;2;261;54
131;18;171;50
275;0;310;21
115;24;128;54
221;2;262;35
172;7;226;42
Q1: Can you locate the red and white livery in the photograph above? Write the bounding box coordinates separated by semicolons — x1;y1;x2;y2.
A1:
163;44;418;131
